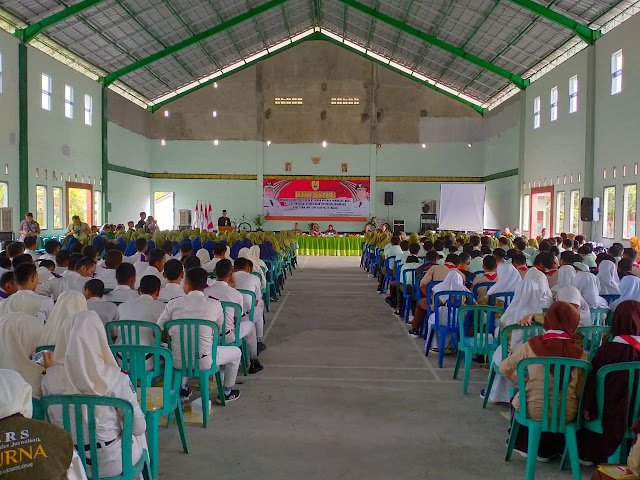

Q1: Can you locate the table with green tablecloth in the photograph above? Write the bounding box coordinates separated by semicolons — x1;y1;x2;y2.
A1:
295;236;363;256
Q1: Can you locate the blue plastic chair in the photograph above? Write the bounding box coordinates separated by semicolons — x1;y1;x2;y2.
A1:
489;292;515;309
40;394;152;480
420;280;442;338
381;256;396;293
394;259;402;282
505;357;591;480
110;345;188;479
454;305;504;394
472;281;496;302
400;269;417;322
425;291;474;367
601;294;620;305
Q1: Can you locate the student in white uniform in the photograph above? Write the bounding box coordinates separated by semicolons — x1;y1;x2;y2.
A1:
39;290;88;347
0;271;18;300
572;271;609;308
40;239;61;264
54;250;70;275
103;263;139;304
0;263;54;325
84;279;119;329
37;257;96;301
41;311;148;479
135;249;167;289
116;275;166;369
233;257;266;352
123;237;147;264
0;312;47;397
158;259;185;302
0;368;89;480
23;236;39;261
204;259;264;374
203;243;227;273
160;240;174;263
12;253;35;270
94;250;122;290
597;259;621;295
175;243;193;262
158;267;242;402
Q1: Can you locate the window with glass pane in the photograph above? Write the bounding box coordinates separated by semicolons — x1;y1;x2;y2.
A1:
603;186;616;238
623;185;636;239
36;186;47;228
550;87;558;121
41;74;52;111
556;191;565;233
94;191;101;225
84;95;93;126
569;76;578;113
570;190;580;233
523;194;530;232
64;85;73;119
533;97;540;129
0;182;8;207
611;50;623;95
53;187;62;229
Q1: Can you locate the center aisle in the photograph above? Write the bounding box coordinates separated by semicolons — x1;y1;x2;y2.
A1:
158;256;589;479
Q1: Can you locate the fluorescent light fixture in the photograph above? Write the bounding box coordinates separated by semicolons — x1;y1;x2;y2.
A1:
214;82;218;88
320;29;343;42
212;110;217;118
343;39;367;53
421;144;427;148
175;82;197;95
163;110;169;117
160;139;166;146
213;139;219;146
322;140;327;148
244;50;269;63
411;72;428;82
366;50;389;63
270;39;292;52
266;140;272;146
389;61;412;75
468;143;472;148
222;60;245;73
152;91;176;104
290;29;316;43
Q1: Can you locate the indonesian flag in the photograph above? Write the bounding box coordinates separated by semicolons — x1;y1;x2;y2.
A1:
193;202;199;229
199;201;205;230
207;202;214;231
203;201;209;230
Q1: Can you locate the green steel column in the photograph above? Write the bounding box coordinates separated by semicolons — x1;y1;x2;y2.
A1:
101;86;108;222
18;43;29;219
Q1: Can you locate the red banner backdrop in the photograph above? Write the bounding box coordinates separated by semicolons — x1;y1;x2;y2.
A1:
263;178;370;221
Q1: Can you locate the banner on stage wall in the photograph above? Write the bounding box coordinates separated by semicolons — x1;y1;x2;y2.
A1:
263;178;370;220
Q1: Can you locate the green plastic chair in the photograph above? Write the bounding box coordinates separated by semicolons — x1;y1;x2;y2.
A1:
591;308;611;326
110;344;188;479
252;271;268;312
505;357;591;480
577;325;611;361
163;319;226;428
582;361;640;463
32;397;44;420
220;301;249;374
237;289;256;325
454;305;504;394
106;320;163;383
483;323;544;408
40;394;152;480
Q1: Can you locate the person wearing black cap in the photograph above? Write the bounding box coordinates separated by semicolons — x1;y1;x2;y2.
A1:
263;181;283;216
217;209;231;227
350;183;369;216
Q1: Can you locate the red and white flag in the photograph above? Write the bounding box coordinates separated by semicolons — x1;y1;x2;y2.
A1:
203;201;209;230
207;202;214;231
193;202;199;229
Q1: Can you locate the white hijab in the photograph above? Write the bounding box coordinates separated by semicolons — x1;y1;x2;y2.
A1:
572;272;608;308
225;246;232;261
487;263;522;295
610;275;640;311
597;260;621;295
39;290;88;346
196;248;211;264
0;368;33;418
0;313;45;397
556;285;592;326
523;267;554;308
238;247;262;274
0;290;44;318
499;279;543;327
432;270;469;295
552;265;576;292
249;245;267;270
50;311;120;396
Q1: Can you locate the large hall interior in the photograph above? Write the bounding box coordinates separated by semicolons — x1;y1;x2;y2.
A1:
1;0;640;479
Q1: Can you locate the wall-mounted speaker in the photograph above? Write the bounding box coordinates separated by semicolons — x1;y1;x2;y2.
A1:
384;191;394;206
580;197;600;222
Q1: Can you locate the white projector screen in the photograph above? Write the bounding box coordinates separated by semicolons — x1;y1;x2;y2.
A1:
439;183;486;232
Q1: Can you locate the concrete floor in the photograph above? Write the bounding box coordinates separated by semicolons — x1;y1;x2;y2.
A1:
157;256;593;479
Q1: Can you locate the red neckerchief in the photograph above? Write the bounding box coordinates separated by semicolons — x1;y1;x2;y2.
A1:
543;330;572;340
517;266;528;272
444;262;456;269
619;336;640;352
535;265;546;272
545;269;558;276
484;273;497;281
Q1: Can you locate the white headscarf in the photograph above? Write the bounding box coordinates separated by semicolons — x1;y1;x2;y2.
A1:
597;260;621;295
610;276;640;311
432;270;469;295
0;368;33;418
524;267;554;308
39;290;87;346
225;246;232;261
0;290;44;317
238;247;261;274
249;245;267;270
556;285;592;326
552;265;576;292
51;311;120;396
572;272;608;308
196;248;211;265
499;279;543;327
487;263;522;295
0;313;45;397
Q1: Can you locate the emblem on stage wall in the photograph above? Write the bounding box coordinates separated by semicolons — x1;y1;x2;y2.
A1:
312;181;320;191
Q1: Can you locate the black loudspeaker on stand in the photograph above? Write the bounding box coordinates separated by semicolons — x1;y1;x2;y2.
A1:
384;191;394;206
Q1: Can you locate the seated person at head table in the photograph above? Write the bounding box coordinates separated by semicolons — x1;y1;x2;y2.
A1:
325;224;338;237
291;222;302;235
309;223;322;237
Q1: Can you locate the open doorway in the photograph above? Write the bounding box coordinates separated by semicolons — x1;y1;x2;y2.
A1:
66;182;93;227
530;186;554;238
154;192;174;231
